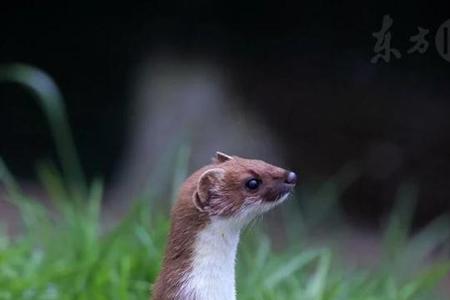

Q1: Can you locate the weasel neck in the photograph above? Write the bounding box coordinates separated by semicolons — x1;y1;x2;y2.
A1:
181;217;241;300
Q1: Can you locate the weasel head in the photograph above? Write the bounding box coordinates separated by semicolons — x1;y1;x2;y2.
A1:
192;152;297;224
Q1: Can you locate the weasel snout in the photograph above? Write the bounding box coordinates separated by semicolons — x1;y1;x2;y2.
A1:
285;171;297;185
278;170;297;198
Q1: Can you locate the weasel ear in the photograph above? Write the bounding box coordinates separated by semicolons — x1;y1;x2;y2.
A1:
213;151;233;164
193;168;225;211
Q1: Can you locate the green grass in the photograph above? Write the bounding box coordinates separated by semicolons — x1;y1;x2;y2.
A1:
0;161;449;300
0;64;449;300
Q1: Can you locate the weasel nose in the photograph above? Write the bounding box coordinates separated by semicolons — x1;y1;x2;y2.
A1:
285;171;297;184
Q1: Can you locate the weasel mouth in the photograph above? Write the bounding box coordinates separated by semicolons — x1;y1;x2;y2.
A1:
266;184;294;202
278;189;292;200
281;183;295;195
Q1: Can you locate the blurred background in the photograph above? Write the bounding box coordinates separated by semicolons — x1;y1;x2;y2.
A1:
1;1;450;265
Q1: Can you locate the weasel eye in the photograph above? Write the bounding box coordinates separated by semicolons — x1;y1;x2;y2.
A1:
246;178;261;190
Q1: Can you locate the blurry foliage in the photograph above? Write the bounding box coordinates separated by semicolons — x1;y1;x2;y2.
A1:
0;64;449;299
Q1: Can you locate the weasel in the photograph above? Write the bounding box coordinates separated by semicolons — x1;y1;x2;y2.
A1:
152;152;297;300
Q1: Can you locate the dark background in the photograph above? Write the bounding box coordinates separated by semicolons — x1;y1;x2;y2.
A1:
1;2;450;228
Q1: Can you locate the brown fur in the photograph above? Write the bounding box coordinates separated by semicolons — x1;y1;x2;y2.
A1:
151;153;294;299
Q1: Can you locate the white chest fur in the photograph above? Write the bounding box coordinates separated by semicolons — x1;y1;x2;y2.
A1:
178;195;289;300
180;217;241;300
